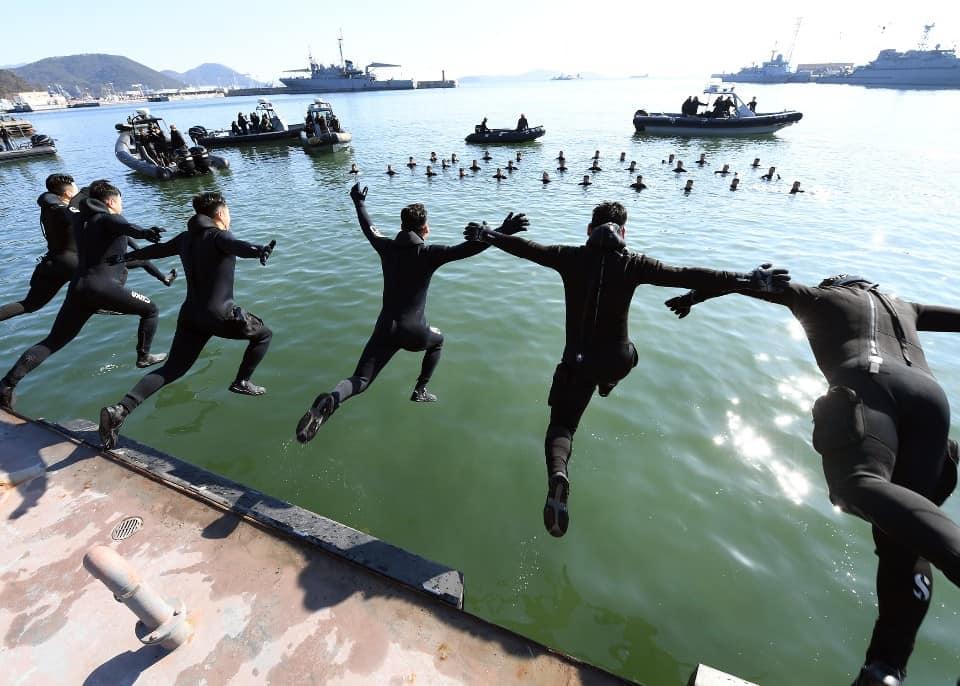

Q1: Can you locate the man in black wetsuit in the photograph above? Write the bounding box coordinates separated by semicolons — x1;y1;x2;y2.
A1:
98;191;276;449
665;275;960;686
295;183;526;444
516;113;529;131
0;174;79;322
462;201;789;537
0;180;166;410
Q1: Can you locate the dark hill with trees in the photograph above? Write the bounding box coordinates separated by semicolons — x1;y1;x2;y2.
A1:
13;54;183;96
0;69;39;97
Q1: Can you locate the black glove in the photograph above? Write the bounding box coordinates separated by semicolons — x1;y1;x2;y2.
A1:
497;212;529;236
748;263;790;293
464;221;498;243
143;226;165;244
664;291;698;319
350;183;368;205
259;239;276;265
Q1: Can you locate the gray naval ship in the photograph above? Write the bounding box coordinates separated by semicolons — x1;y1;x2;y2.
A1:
715;52;812;84
280;36;415;93
817;25;960;89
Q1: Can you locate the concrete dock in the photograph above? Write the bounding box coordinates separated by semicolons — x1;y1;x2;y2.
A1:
0;409;637;685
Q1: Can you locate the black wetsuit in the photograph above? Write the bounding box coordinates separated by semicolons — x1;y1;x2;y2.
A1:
1;198;162;391
483;225;761;479
0;193;79;321
691;281;960;673
117;214;272;412
329;205;487;406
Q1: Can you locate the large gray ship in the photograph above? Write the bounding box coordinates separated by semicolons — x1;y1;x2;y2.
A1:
817;25;960;89
280;36;415;93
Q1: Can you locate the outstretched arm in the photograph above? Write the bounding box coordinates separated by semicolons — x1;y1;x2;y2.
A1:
350;183;389;252
215;232;276;264
665;277;814;319
125;235;180;262
912;303;960;332
112;215;165;243
462;213;568;270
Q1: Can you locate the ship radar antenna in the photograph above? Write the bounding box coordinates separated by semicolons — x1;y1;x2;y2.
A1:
919;23;935;50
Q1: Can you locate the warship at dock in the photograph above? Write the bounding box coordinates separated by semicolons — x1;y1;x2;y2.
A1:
280;36;415;93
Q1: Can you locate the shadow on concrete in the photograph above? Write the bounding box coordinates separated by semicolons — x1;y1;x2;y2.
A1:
201;490;265;539
82;644;168;686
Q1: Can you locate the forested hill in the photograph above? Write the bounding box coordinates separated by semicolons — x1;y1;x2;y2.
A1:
13;54;184;96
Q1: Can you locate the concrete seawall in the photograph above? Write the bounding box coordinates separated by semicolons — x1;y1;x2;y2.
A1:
0;409;639;685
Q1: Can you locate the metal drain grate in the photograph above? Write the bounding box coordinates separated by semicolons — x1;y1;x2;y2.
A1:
111;516;143;541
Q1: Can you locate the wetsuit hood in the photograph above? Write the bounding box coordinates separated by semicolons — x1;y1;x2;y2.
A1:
187;213;219;233
394;229;425;247
37;192;63;210
819;274;878;289
79;197;112;221
585;223;626;253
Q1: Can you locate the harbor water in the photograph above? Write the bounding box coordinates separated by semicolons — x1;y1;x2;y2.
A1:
1;79;959;685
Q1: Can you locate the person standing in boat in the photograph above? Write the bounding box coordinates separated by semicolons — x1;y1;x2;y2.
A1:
169;124;187;152
516;113;529;131
1;126;12;151
329;114;341;133
260;112;271;132
460;203;789;538
748;96;757;112
477;117;489;134
237;112;248;135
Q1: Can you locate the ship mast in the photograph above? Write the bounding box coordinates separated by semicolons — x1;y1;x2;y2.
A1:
918;23;935;50
787;17;803;63
338;30;345;70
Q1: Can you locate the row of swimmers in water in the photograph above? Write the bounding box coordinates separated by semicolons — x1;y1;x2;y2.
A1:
368;149;804;192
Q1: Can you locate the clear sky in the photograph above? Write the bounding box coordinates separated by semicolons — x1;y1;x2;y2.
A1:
3;0;958;82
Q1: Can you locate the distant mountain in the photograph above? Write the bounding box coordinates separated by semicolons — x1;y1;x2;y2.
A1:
13;54;183;96
161;63;262;89
0;69;39;97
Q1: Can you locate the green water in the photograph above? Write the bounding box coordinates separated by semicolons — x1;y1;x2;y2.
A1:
2;80;960;684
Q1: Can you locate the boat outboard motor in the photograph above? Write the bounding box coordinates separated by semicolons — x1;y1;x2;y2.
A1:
30;134;53;148
189;146;211;173
176;148;197;176
187;126;206;146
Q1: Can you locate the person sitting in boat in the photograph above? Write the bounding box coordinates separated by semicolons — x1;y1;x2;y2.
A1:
260;113;272;132
470;159;481;171
506;160;517;172
231;121;241;136
578;175;592;187
627;160;637;172
542;172;551;184
748;97;757;113
516;113;529;131
714;164;732;176
169;124;187;152
317;116;329;134
425;165;437;177
386;165;397;176
730;176;740;191
304;120;316;137
476;117;489;134
349;163;360;175
673;160;687;173
589;160;602;172
789;181;804;194
761;166;780;181
430;152;438;162
248;112;260;134
493;168;506;180
751;158;761;168
329;115;341;132
237;112;248;135
683;179;694;194
711;97;725;117
482;151;492;161
630;175;647;191
1;127;12;151
696;153;707;166
149;125;170;166
681;96;694;115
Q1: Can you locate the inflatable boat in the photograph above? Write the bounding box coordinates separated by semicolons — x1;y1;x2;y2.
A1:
633;88;802;137
299;99;352;154
188;99;304;148
0;134;56;161
115;109;229;180
465;125;545;144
